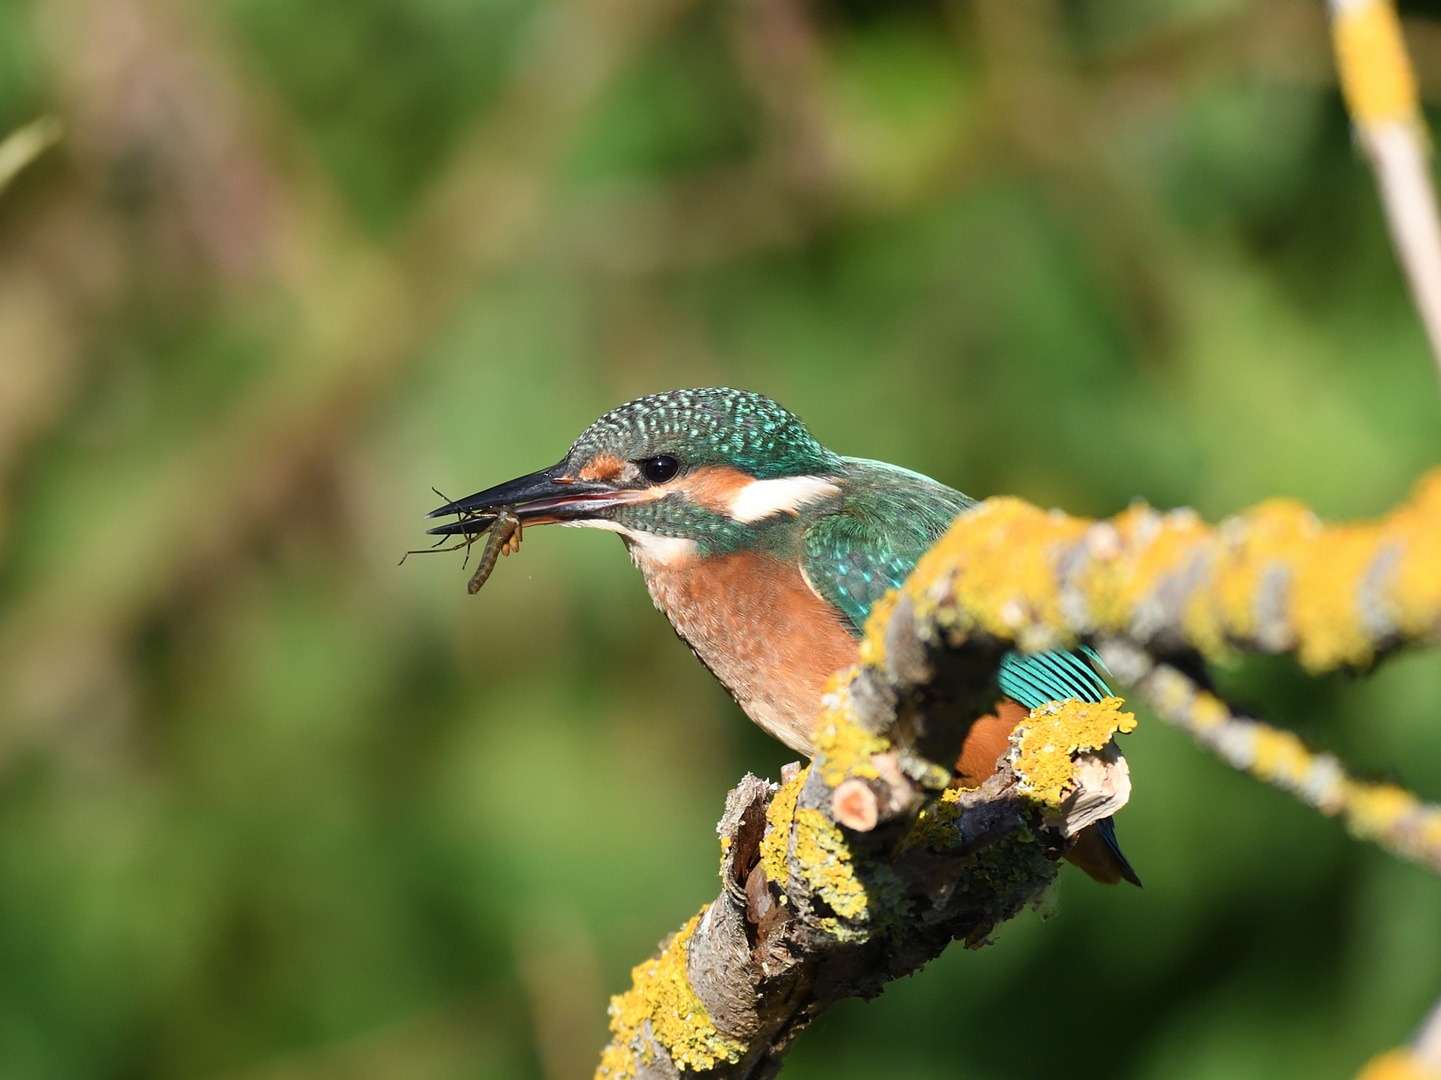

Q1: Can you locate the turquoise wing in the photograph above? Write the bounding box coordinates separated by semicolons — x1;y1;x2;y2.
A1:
998;647;1112;708
799;507;937;631
800;463;971;631
803;462;1113;706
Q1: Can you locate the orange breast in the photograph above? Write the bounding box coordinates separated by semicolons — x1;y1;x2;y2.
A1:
641;549;1033;783
954;700;1029;787
641;551;860;755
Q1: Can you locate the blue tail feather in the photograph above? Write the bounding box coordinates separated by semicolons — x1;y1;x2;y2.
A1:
1095;817;1142;888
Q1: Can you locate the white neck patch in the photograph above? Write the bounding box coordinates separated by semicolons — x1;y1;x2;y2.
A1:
728;475;840;523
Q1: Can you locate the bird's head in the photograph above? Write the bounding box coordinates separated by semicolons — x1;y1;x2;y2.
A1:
426;388;844;562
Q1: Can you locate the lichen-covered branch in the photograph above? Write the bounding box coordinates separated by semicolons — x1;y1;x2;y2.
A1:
898;467;1441;672
596;471;1441;1078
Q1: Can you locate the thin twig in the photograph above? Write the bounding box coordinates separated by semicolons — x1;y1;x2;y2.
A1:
1102;642;1441;875
1352;993;1441;1079
1328;0;1441;394
1416;995;1441;1072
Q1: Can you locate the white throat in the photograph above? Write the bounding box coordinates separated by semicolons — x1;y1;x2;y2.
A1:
561;518;698;572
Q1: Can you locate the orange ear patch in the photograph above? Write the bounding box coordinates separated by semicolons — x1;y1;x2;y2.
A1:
577;453;625;481
676;465;752;513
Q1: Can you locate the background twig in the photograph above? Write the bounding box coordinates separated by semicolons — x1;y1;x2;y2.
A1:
1329;0;1441;393
0;115;62;196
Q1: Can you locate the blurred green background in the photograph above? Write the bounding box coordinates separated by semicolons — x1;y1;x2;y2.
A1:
2;0;1441;1077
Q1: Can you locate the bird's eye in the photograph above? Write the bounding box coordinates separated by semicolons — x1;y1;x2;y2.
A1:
640;455;681;484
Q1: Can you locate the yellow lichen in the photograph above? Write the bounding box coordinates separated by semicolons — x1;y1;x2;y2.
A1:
1284;526;1377;671
759;767;807;891
1342;781;1441;864
904;785;967;850
595;1042;635;1078
1332;0;1420;127
902;499;1088;651
1384;471;1441;641
1248;724;1320;789
1345;783;1416;836
858;590;900;667
1206;499;1382;670
812;675;886;787
955;826;1050;900
1352;1049;1440;1080
1188;690;1231;732
1009;697;1136;807
1338;776;1441;875
1085;503;1216;651
794;807;869;922
598;909;743;1078
1210;499;1315;652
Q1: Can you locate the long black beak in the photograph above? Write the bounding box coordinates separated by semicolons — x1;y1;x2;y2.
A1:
425;462;644;535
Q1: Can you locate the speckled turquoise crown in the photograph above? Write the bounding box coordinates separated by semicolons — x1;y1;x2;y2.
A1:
566;388;841;478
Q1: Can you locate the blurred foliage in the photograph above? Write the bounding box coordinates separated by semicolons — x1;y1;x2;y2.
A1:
0;0;1440;1078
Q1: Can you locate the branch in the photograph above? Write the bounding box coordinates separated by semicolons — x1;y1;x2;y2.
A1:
596;469;1441;1078
597;690;1130;1079
903;467;1441;673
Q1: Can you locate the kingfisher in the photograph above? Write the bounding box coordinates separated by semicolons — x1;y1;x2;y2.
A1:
426;387;1139;886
